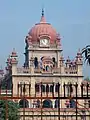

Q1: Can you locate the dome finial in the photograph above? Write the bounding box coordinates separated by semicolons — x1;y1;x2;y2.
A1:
40;7;46;23
42;8;44;16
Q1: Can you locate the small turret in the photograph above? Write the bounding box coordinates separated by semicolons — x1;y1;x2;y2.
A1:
10;48;18;75
65;56;71;68
59;55;65;74
75;49;83;65
75;49;83;76
30;57;34;73
6;55;12;73
0;66;4;77
56;33;61;48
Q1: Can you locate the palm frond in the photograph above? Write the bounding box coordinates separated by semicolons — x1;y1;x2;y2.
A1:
82;48;86;54
86;45;90;48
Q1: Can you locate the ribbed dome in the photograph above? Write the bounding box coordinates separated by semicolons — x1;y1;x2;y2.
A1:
28;10;58;44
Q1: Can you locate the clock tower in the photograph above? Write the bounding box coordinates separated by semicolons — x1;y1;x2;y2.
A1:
24;9;62;69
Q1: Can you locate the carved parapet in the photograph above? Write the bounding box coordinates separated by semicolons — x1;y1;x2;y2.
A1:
34;68;42;73
52;68;60;73
17;67;30;74
65;67;77;74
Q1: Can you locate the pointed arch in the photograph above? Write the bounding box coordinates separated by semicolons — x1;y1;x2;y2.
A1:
19;99;29;108
54;99;60;108
46;65;49;71
35;84;39;92
52;57;56;67
41;84;45;92
50;85;53;92
88;100;90;108
36;99;40;108
55;83;59;92
43;99;53;108
34;57;38;68
46;84;49;92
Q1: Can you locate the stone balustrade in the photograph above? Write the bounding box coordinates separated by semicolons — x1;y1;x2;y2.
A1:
16;67;78;75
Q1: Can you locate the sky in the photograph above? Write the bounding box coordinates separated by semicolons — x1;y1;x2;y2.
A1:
0;0;90;77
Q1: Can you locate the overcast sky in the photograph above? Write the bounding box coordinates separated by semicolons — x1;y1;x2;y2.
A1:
0;0;90;77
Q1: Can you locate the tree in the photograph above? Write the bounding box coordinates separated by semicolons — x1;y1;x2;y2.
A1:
0;100;20;120
82;45;90;65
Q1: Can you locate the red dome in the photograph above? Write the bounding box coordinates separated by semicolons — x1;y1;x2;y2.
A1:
28;10;58;44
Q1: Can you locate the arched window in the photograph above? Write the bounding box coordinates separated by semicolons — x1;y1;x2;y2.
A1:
46;65;49;71
67;85;70;96
34;57;38;68
41;84;45;92
88;100;90;108
19;82;26;96
50;85;54;92
55;84;59;92
66;84;73;96
52;57;55;63
55;99;60;108
19;99;29;108
52;57;56;67
43;100;53;108
35;84;39;92
46;84;49;92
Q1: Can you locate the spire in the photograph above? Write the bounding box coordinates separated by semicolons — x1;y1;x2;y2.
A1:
40;8;46;23
11;48;17;57
42;8;44;16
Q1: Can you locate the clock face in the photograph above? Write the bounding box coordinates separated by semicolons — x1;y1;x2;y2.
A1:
40;39;49;46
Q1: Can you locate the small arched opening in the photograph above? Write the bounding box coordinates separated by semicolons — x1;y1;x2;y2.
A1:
41;84;45;92
46;84;49;93
43;99;53;108
55;83;59;92
50;85;54;92
55;99;60;108
46;65;49;71
19;99;29;108
66;84;73;96
88;100;90;108
35;84;39;92
34;57;38;68
36;100;40;108
52;57;56;67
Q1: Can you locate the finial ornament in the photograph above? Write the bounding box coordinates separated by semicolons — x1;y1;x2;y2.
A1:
40;8;46;23
13;48;15;52
42;8;44;16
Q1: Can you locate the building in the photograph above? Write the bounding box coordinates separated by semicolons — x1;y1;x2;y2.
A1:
4;9;90;120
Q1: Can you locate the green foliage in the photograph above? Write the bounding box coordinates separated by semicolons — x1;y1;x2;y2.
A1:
0;100;20;120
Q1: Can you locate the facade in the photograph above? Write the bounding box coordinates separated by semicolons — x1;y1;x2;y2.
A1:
4;10;90;119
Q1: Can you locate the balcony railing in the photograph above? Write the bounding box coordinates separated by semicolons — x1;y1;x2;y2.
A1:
17;67;78;75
